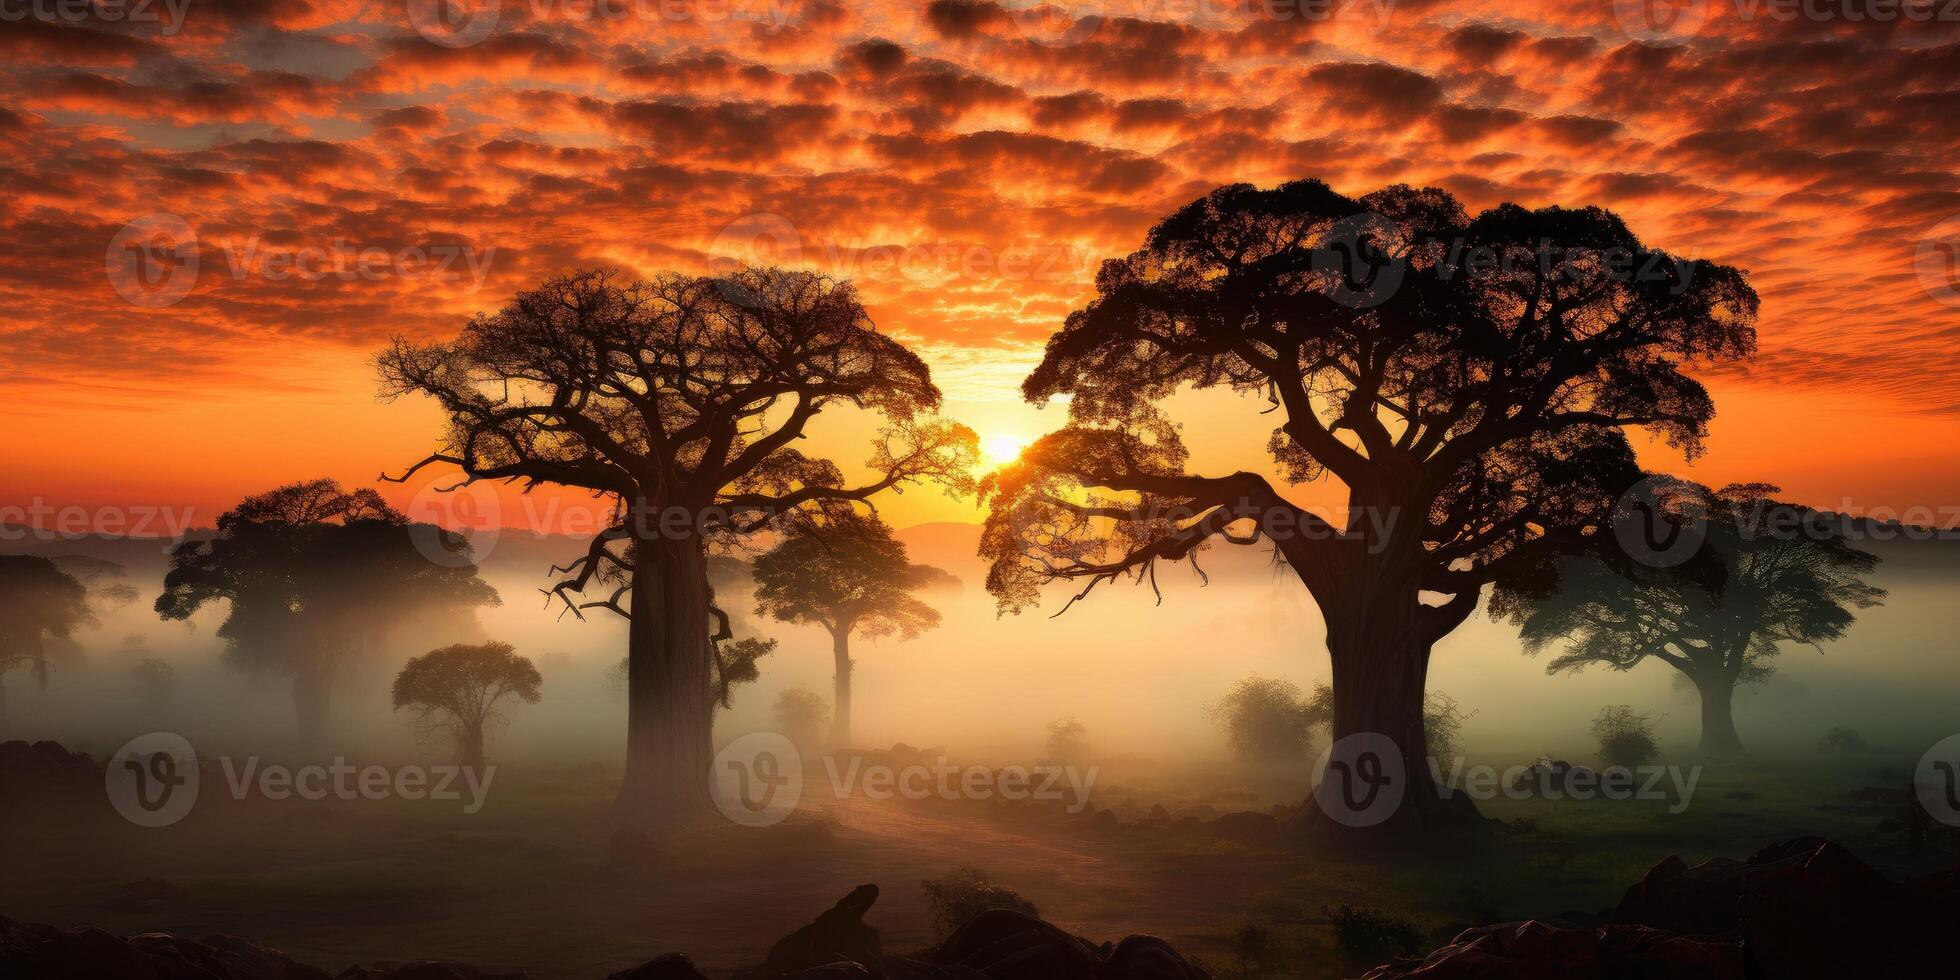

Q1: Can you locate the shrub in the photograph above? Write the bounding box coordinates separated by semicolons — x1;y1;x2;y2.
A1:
1817;726;1871;754
1209;676;1317;762
1591;705;1662;768
921;867;1039;937
1323;903;1421;967
774;687;831;749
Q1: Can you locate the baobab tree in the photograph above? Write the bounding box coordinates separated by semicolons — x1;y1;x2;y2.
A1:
377;268;976;817
752;509;953;747
0;555;92;722
981;179;1756;840
157;479;498;745
1493;480;1884;757
392;641;544;769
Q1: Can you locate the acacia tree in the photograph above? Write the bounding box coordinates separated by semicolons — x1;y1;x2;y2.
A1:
378;268;976;817
982;180;1756;839
0;555;92;721
392;641;544;768
157;479;499;745
752;509;952;747
1494;480;1884;757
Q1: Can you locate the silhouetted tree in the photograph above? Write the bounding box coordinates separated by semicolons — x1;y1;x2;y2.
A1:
378;268;975;816
1045;716;1087;762
753;509;950;747
981;179;1756;840
1495;481;1883;757
129;657;178;711
392;641;543;768
0;555;91;721
1209;676;1322;762
156;479;499;746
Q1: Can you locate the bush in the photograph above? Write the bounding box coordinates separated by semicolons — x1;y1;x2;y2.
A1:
1209;676;1318;762
1323;903;1421;967
1817;726;1870;754
921;867;1038;937
774;687;831;749
1591;705;1662;768
1045;717;1087;762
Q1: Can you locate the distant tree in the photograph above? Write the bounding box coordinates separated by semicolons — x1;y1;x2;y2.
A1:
1591;705;1662;769
156;479;499;746
51;556;139;611
1496;481;1884;757
980;179;1757;840
1818;727;1871;755
1209;676;1320;762
773;687;831;750
1045;717;1088;762
379;268;976;816
392;641;543;768
0;555;92;720
753;509;950;747
129;658;178;710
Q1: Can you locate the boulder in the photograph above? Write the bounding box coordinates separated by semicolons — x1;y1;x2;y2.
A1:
335;964;526;980
606;954;709;980
756;885;883;978
1361;920;1743;979
0;915;332;980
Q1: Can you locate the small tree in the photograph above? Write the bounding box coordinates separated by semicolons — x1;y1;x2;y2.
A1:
1591;705;1661;769
0;555;92;721
1045;717;1088;762
773;687;832;752
1496;480;1884;757
392;642;543;768
1209;676;1319;762
129;658;179;710
753;509;950;747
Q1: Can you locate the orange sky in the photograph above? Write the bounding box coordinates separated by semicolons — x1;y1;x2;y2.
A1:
3;2;1958;534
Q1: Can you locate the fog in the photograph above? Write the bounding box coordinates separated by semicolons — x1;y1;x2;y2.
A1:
8;523;1958;784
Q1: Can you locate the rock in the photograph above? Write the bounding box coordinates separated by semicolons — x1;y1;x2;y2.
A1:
606;954;710;980
757;885;883;978
929;908;1101;979
1146;804;1170;823
0;915;332;980
335;963;526;980
1101;936;1210;979
1361;921;1744;979
0;739;100;813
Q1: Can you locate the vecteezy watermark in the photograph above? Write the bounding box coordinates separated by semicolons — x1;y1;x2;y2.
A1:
1615;0;1960;41
106;213;199;308
407;0;501;47
1312;732;1406;827
105;731;200;828
0;500;200;546
1915;733;1960;827
104;214;497;308
1434;756;1703;814
104;733;496;827
709;213;1097;289
0;0;190;35
1613;475;1711;568
710;733;1102;828
1917;214;1960;308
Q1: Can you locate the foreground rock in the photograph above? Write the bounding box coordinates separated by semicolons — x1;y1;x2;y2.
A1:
1365;837;1960;978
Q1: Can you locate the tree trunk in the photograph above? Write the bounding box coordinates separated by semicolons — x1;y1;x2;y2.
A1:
1299;579;1483;847
830;628;853;750
460;720;485;771
1695;676;1745;758
617;534;717;820
292;657;337;753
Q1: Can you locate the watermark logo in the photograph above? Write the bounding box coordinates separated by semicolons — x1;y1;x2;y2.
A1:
1311;731;1405;827
405;478;502;567
1916;215;1960;308
407;0;501;47
1005;0;1105;46
711;731;803;827
1313;213;1404;309
1613;475;1710;568
0;0;191;34
1915;733;1960;827
1613;0;1709;41
105;731;200;828
106;213;199;308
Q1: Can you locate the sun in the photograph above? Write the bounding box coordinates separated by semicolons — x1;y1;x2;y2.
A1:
980;432;1032;468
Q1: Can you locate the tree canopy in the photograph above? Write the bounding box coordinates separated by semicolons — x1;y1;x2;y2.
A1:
753;509;948;642
392;641;543;767
0;555;93;701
